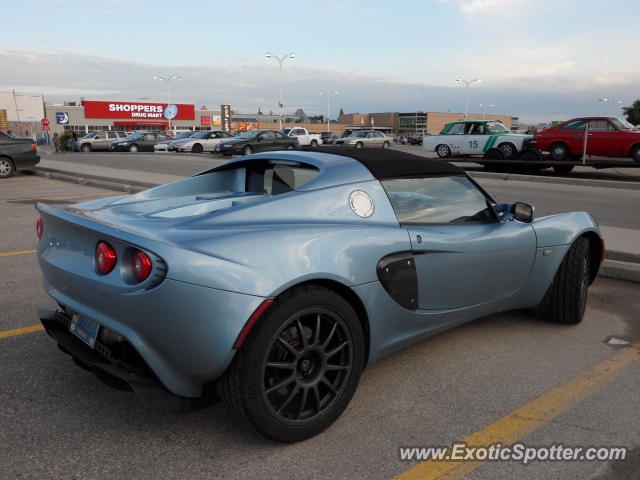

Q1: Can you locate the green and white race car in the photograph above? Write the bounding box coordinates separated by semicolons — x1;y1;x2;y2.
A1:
423;120;533;159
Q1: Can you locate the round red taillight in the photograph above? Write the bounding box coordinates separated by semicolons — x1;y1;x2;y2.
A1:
132;250;152;281
36;218;43;240
96;241;117;274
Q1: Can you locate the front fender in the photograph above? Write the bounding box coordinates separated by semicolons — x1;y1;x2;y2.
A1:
531;212;601;247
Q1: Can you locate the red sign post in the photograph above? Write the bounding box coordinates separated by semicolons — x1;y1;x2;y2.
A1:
41;118;50;131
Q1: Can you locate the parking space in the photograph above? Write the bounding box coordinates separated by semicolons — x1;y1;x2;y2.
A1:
1;175;639;479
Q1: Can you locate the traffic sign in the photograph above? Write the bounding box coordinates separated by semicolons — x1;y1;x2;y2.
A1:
41;118;50;127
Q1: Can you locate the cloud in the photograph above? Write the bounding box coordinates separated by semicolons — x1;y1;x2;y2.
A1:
438;0;536;14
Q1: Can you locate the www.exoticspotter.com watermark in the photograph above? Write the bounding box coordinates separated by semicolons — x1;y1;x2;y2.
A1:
398;442;627;465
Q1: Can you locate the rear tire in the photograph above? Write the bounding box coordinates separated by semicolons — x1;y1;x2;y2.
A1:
218;285;364;443
191;143;203;153
128;144;139;153
497;142;517;159
382;141;390;149
535;237;590;324
310;140;318;147
436;144;451;158
81;144;92;153
0;157;16;178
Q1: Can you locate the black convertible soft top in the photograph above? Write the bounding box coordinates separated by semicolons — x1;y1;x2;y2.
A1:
299;146;464;179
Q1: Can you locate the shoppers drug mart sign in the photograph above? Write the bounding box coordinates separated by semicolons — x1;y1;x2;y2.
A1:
82;101;195;120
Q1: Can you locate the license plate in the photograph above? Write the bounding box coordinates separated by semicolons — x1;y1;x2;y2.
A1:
69;313;100;348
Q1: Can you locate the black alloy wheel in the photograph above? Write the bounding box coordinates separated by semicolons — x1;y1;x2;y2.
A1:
262;307;353;424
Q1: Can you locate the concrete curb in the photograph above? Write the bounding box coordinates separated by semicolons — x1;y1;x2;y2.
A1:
20;167;640;284
468;170;640;190
23;167;151;192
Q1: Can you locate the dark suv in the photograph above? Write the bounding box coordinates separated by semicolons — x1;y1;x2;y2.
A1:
0;132;40;178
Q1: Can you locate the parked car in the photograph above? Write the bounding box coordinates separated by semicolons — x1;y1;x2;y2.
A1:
154;131;195;152
320;131;338;144
170;130;234;153
333;130;392;149
423;120;533;159
0;131;39;178
282;127;322;147
36;147;603;442
110;132;172;152
78;130;130;152
407;134;423;145
533;116;640;165
214;129;297;156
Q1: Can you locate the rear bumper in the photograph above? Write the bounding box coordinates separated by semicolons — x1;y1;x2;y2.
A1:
13;151;40;169
39;309;214;411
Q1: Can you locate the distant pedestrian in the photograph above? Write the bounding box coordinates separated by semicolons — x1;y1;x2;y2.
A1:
71;132;78;152
52;132;59;152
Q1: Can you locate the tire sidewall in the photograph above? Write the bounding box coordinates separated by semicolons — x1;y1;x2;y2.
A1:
237;289;364;442
436;144;451;158
129;144;139;152
550;142;569;161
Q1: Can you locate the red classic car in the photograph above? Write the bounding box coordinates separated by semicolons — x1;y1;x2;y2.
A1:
534;117;640;163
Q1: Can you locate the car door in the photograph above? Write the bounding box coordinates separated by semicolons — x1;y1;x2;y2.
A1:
465;122;488;155
586;119;624;156
381;175;536;310
256;131;276;151
556;119;587;154
92;132;108;150
142;133;156;150
106;131;119;149
440;122;466;154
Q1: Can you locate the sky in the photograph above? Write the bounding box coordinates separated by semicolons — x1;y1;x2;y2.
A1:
1;0;639;123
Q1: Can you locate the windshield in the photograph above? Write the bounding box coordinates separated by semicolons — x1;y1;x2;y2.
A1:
611;117;634;130
282;128;292;135
174;132;195;139
190;131;210;139
237;131;260;139
81;131;99;139
486;121;509;133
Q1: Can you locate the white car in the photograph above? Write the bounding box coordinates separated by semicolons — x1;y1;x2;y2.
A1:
170;130;234;153
423;120;533;159
282;127;322;147
154;131;195;152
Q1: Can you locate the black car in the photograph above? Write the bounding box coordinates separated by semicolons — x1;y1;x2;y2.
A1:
110;132;172;152
320;131;338;144
214;129;297;156
0;132;40;178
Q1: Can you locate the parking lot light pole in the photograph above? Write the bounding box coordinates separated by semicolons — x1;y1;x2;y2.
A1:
320;91;338;132
153;74;180;132
265;52;295;130
477;103;494;120
456;78;481;120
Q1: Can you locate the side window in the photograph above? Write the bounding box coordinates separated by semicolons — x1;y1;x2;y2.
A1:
375;131;384;138
144;133;156;141
559;120;586;131
381;176;495;224
94;133;106;140
446;123;466;135
107;132;118;139
469;124;486;135
261;131;276;140
588;120;613;131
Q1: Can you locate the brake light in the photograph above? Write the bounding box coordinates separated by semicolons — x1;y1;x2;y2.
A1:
31;143;37;151
36;218;43;239
132;250;152;281
96;242;117;274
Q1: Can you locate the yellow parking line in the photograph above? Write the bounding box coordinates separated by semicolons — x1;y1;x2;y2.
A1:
0;324;44;339
392;343;640;480
0;249;37;257
2;193;117;203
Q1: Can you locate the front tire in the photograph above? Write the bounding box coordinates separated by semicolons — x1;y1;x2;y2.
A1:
310;140;318;147
191;143;203;153
549;142;569;161
436;144;451;158
355;142;364;149
0;157;16;178
218;285;365;443
81;144;92;152
535;237;590;324
631;145;640;164
242;145;253;155
498;142;516;159
382;141;390;149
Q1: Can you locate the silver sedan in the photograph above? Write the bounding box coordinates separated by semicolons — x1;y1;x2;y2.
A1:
334;130;392;149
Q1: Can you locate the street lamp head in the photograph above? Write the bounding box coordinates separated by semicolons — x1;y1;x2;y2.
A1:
475;79;482;83
289;53;296;60
265;52;272;59
153;75;163;80
456;78;463;83
599;98;608;102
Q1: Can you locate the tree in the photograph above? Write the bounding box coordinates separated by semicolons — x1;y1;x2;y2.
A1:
622;100;640;125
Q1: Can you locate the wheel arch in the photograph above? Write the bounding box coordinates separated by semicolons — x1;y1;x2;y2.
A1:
627;142;640;156
579;231;604;284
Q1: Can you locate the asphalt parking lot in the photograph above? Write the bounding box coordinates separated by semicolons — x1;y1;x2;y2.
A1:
1;174;639;480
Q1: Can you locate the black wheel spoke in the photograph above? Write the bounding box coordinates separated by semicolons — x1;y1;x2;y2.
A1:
322;322;337;349
295;318;308;348
265;373;295;394
266;361;296;370
277;386;299;413
312;385;321;410
298;387;309;419
326;340;348;358
277;337;301;358
312;313;322;346
326;363;350;371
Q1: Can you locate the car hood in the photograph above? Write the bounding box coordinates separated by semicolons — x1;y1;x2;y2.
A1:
112;137;137;144
218;138;245;146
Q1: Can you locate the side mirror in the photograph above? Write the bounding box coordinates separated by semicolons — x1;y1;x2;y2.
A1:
257;136;263;142
512;202;535;223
